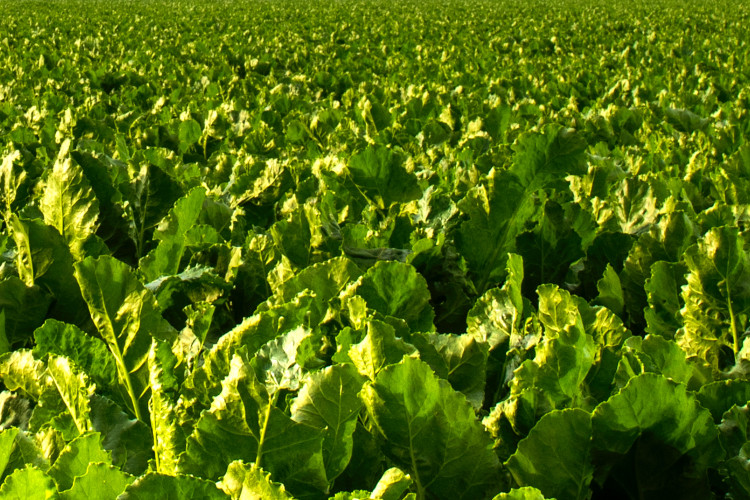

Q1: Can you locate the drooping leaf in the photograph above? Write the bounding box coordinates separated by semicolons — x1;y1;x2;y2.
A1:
88;395;152;475
594;264;624;317
45;356;95;437
370;467;412;500
348;320;417;381
7;216;88;329
644;261;687;339
456;170;534;293
148;339;184;476
467;253;524;351
491;487;551;500
0;278;51;347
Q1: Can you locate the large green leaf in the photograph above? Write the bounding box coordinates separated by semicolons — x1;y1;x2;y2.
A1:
0;465;58;500
181;354;327;496
347;146;421;208
39;140;99;260
678;226;750;370
592;373;722;464
48;432;109;491
74;255;176;421
217;461;294;500
353;261;435;332
32;320;116;398
7;216;88;329
456;171;534;293
505;409;593;500
291;364;365;483
361;357;503;500
119;472;227;500
139;187;206;282
61;462;134;500
148;339;184;476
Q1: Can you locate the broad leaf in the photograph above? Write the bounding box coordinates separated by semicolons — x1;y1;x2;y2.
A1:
361;357;503;500
39;140;99;260
74;255;176;421
506;409;593;500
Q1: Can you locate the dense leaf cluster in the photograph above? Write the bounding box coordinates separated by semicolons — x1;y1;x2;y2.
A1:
1;0;750;498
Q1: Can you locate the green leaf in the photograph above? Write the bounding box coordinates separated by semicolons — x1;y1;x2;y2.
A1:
39;140;99;260
456;170;534;292
415;333;489;409
291;364;365;483
508;286;595;417
0;278;51;346
7;216;88;329
184;298;316;409
348;320;417;381
509;124;588;191
594;264;624;316
347;146;421;208
32;319;117;395
178;119;202;154
492;487;551;500
60;462;134;500
697;380;750;423
148;339;184;476
272;256;362;306
361;357;503;500
592;373;722;464
506;409;593;500
370;467;412;500
74;255;176;421
0;350;47;400
217;461;294;500
678;226;750;370
644;261;687;339
467;253;524;350
49;432;109;491
119;472;227;500
614;335;697;390
664;107;710;134
181;355;327;495
139;187;207;282
0;149;28;219
89;395;152;475
0;428;20;477
121;162;183;259
45;356;95;437
354;261;435;332
0;465;58;500
250;326;317;395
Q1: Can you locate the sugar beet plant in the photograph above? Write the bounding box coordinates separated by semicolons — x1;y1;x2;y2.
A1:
1;0;750;498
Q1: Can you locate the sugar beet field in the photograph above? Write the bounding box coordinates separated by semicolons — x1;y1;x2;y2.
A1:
0;0;749;498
